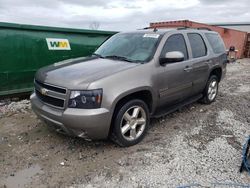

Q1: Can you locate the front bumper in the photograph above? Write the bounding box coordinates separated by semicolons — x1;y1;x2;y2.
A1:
30;93;112;140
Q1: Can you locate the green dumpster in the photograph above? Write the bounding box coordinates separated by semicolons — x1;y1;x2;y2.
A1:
0;22;116;96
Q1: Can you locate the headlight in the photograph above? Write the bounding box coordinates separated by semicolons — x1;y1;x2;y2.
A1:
68;89;102;109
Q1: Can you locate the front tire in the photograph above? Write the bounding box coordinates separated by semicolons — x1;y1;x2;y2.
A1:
200;75;219;104
110;99;149;147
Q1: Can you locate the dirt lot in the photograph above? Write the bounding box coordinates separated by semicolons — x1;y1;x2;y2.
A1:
0;59;250;188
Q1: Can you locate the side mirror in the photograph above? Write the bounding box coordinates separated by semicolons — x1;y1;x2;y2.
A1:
159;51;184;65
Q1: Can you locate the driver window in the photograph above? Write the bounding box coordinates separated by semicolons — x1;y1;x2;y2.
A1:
161;34;188;60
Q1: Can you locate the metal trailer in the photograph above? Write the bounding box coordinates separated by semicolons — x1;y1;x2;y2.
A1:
0;22;116;96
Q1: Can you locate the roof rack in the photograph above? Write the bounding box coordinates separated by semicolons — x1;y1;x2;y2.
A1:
141;27;151;30
138;27;158;32
139;26;213;32
197;27;212;31
177;27;191;30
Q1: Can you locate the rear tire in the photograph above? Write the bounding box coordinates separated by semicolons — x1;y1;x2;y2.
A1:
200;75;219;104
110;99;149;147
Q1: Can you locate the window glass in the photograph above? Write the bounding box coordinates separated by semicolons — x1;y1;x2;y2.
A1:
95;33;161;62
205;33;225;54
161;34;188;60
188;33;207;58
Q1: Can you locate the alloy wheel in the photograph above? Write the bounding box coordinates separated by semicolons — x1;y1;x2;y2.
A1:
120;106;146;141
208;80;218;101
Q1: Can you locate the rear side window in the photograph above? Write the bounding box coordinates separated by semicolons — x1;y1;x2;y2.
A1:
205;33;225;54
188;33;207;58
161;34;188;60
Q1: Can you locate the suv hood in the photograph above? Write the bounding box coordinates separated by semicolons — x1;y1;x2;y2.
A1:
35;57;139;89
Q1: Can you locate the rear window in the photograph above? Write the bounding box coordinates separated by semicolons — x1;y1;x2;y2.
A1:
188;33;207;58
205;33;225;54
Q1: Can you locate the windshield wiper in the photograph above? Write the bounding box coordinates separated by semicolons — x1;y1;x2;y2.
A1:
92;53;104;58
103;55;135;63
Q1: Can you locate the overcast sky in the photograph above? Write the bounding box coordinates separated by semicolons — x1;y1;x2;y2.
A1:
0;0;249;31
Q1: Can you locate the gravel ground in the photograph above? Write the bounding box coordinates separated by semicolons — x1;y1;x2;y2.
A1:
0;59;250;188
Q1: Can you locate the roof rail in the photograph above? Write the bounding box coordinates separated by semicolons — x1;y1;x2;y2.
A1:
177;27;191;30
177;27;212;31
141;27;151;30
138;27;158;32
197;27;212;31
140;27;212;31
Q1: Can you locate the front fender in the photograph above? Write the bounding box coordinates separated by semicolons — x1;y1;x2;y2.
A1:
110;86;157;116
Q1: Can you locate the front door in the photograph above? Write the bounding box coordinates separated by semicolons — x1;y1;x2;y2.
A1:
157;33;193;107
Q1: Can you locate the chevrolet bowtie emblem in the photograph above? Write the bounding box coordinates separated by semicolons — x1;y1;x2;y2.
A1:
41;88;49;95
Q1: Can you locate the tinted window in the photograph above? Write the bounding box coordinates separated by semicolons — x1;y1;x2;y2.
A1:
161;34;188;60
188;33;207;58
205;33;225;54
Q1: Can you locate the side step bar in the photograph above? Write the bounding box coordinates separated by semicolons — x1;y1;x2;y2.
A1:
152;94;203;118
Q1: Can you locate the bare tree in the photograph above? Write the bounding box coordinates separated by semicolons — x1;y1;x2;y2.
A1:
89;21;100;30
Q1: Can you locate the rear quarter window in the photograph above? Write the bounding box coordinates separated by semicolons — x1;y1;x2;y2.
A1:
205;33;225;54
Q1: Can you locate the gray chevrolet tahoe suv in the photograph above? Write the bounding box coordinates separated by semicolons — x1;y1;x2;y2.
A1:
31;28;227;147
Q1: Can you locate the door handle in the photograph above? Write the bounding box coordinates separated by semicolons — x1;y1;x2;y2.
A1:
184;66;193;72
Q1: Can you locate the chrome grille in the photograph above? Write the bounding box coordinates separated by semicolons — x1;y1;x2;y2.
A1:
35;80;66;94
34;80;67;109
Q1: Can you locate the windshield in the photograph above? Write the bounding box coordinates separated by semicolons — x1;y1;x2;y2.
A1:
94;33;161;63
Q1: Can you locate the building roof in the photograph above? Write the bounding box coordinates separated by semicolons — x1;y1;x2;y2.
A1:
211;22;250;26
150;20;248;34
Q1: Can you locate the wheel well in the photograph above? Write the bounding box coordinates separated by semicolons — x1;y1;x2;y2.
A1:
109;90;153;136
210;67;222;82
114;90;153;113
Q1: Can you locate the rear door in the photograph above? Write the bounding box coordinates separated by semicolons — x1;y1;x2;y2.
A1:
186;33;210;95
157;33;193;106
205;32;227;79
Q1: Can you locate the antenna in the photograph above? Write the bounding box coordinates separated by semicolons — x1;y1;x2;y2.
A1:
153;27;158;32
